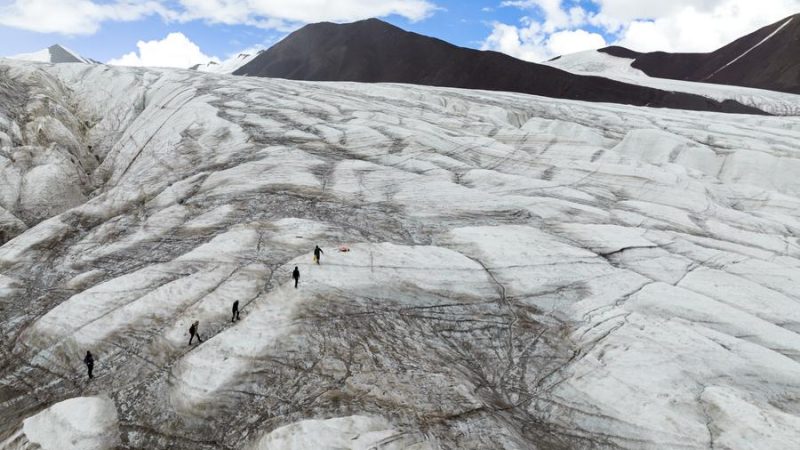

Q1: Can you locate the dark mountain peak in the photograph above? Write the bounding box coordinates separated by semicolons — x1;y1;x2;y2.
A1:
360;17;392;24
599;14;800;93
316;17;396;28
234;19;765;114
346;17;393;27
295;17;396;34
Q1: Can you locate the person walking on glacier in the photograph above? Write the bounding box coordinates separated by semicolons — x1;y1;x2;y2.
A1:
313;245;324;264
231;300;240;322
292;266;300;288
189;320;202;345
84;351;94;380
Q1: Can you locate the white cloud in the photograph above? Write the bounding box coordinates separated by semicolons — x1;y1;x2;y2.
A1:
481;20;606;62
483;0;799;61
176;0;437;26
0;0;438;35
482;21;549;62
592;0;724;22
501;0;579;31
603;0;800;52
482;2;604;62
108;32;219;68
547;29;607;56
0;0;172;35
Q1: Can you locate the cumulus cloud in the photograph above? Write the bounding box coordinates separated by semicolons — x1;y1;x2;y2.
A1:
108;32;219;68
483;0;799;61
482;21;606;62
602;0;800;52
482;2;606;62
501;0;576;32
0;0;437;35
547;29;608;56
0;0;172;35
175;0;437;26
593;0;731;22
482;22;548;62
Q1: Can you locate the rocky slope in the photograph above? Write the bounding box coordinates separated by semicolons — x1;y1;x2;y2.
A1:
1;60;800;449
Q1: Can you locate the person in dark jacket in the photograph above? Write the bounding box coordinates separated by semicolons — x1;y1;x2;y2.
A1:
84;351;94;379
231;300;240;322
189;320;202;345
292;266;300;288
313;245;324;264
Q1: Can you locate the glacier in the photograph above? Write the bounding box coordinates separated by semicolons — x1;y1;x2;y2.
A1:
545;50;800;116
1;59;800;449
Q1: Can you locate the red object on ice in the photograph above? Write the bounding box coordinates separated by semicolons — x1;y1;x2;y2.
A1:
338;245;350;252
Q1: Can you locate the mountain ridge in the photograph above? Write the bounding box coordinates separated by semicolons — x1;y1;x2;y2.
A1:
234;18;764;115
599;13;800;94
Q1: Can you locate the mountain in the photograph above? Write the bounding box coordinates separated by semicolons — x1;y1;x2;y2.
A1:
234;18;764;115
599;14;800;94
8;44;98;64
3;57;800;449
544;49;800;116
190;51;262;74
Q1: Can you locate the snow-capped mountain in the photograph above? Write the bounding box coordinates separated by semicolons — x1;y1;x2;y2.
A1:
2;56;800;449
595;13;800;94
7;44;97;64
544;49;800;116
190;51;262;74
234;18;762;115
545;13;800;116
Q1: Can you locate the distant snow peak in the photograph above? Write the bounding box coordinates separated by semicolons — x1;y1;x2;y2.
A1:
190;50;261;74
9;44;96;64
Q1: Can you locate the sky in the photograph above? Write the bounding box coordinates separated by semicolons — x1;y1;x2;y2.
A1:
0;0;798;68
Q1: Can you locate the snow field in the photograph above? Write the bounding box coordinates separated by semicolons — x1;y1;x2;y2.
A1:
545;49;800;116
1;60;799;448
0;396;120;450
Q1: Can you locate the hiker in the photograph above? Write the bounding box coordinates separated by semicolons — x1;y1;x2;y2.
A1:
84;351;94;379
189;320;202;345
231;300;240;322
292;266;300;288
313;245;324;264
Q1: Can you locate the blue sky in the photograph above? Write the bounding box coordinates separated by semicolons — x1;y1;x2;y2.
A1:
1;1;565;61
1;0;796;66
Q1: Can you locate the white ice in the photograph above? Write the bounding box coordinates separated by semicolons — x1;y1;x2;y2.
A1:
8;396;120;450
248;415;433;450
1;59;800;449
